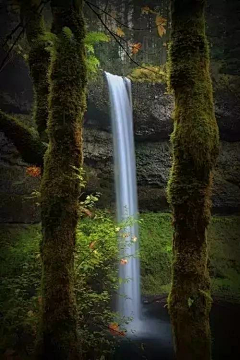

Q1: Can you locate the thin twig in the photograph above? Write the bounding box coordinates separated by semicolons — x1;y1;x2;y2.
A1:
85;0;159;31
113;30;159;57
0;0;48;73
0;27;24;72
2;22;22;48
85;1;160;75
103;0;109;13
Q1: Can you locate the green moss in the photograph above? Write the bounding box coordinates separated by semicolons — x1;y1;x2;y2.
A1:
20;0;50;140
37;1;87;359
167;1;220;358
0;110;46;166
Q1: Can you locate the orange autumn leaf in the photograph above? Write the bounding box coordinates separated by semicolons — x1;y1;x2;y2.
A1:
155;15;167;37
157;25;166;37
116;27;125;37
141;5;151;14
108;323;126;336
155;15;167;26
118;330;126;337
109;322;119;335
109;322;118;330
89;241;96;249
26;166;41;177
81;207;93;218
120;258;128;265
131;42;142;54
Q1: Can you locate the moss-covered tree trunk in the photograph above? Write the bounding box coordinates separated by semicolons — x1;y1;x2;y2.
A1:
0;0;48;162
167;1;219;359
36;1;86;359
20;0;50;140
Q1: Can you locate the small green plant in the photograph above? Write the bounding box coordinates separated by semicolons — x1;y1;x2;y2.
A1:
0;204;135;358
10;30;109;81
84;31;110;79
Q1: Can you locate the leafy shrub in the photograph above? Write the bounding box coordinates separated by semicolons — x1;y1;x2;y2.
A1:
75;212;120;359
0;213;130;359
85;32;110;79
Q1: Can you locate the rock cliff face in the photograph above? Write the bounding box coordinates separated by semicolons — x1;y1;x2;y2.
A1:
0;80;240;223
83;80;240;213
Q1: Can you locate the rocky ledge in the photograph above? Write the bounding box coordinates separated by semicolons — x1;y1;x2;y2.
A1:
0;81;240;223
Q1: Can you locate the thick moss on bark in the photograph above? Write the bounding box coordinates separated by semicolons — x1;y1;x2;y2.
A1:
37;1;86;359
20;0;50;139
167;1;219;359
0;110;45;166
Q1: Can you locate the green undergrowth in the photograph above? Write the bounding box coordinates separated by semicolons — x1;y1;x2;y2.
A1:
140;213;240;300
0;213;240;355
0;214;122;358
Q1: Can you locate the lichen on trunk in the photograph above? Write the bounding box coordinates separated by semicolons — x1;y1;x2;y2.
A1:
167;1;219;359
36;1;86;359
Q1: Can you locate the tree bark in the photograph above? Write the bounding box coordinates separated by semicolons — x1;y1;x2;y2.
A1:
167;1;219;359
36;0;86;359
0;110;45;166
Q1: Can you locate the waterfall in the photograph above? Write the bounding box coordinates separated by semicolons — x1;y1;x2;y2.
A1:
105;72;141;328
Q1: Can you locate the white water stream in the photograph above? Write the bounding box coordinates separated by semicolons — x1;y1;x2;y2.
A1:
105;72;141;328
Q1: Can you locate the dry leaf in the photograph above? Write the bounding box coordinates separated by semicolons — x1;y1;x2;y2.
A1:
120;258;128;265
155;15;167;26
116;27;125;37
108;322;126;336
131;42;142;54
26;166;41;177
141;6;151;14
89;241;96;249
157;25;166;37
155;15;167;37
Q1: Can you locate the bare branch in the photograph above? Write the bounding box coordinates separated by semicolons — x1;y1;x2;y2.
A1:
113;30;159;57
2;22;23;48
85;0;159;31
0;0;49;73
0;110;46;166
0;28;24;73
103;0;109;13
85;1;160;75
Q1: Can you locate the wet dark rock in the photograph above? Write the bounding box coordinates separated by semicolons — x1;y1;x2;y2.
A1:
214;89;240;142
86;80;240;142
1;80;240;222
83;128;240;214
0;132;41;223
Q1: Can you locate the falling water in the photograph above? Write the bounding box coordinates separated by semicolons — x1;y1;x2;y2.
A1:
105;72;141;328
